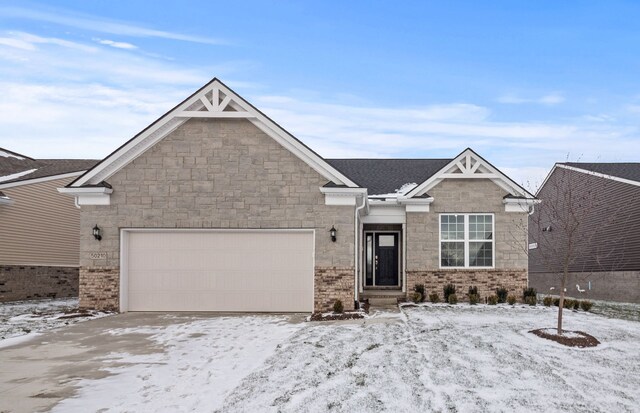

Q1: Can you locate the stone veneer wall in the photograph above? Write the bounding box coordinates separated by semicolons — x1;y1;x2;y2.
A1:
407;269;528;302
0;265;78;302
79;118;355;311
314;267;355;312
79;267;119;311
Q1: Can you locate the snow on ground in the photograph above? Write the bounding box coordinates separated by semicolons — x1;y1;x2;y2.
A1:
52;304;639;413
52;315;303;413
0;298;108;343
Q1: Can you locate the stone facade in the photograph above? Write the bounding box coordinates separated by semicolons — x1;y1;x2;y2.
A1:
314;266;355;312
79;118;355;311
407;269;528;303
79;267;119;311
405;178;529;301
0;265;78;302
530;271;640;304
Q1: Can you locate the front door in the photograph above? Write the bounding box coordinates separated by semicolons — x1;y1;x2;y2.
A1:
365;232;400;287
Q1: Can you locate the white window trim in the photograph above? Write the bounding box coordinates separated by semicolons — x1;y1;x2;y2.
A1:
439;213;495;269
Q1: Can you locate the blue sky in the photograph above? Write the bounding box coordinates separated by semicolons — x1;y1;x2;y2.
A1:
1;1;639;188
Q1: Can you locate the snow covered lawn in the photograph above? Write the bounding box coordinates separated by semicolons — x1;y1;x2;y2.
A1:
0;298;109;345
51;305;639;412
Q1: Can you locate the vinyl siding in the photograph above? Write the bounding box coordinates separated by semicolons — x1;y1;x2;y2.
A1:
529;168;640;273
0;177;80;266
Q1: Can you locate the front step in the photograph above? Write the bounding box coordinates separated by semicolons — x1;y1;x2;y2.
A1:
360;290;405;307
367;297;400;306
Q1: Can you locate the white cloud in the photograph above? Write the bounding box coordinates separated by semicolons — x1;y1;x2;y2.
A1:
94;38;137;50
0;6;226;45
497;92;565;105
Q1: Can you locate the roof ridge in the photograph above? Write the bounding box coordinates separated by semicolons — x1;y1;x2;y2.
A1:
326;158;453;161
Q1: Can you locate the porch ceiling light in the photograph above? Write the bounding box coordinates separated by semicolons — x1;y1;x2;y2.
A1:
93;224;102;241
329;226;337;242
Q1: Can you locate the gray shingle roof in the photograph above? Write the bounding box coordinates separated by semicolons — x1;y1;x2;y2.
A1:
326;158;452;195
562;162;640;184
0;148;98;185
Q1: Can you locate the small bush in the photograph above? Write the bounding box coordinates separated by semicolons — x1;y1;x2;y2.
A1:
468;286;478;296
411;291;423;304
429;293;440;303
413;284;426;302
507;295;517;305
487;295;498;305
543;296;553;307
448;293;458;305
572;300;581;311
581;300;593;312
495;287;508;303
553;297;560;306
524;296;537;306
563;299;573;309
523;287;537;300
333;299;344;314
443;284;456;302
469;293;480;305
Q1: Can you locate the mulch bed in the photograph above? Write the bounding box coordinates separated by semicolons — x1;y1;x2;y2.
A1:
309;312;365;322
530;328;600;348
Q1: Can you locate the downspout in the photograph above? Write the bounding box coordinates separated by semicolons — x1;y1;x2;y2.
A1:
354;194;367;308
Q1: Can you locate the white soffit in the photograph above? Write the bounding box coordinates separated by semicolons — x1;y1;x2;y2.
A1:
70;78;358;188
404;148;536;200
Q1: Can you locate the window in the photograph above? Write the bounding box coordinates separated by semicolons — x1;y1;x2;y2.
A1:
440;214;494;268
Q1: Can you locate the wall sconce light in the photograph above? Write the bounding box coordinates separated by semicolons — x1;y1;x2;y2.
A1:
329;226;337;242
93;224;102;241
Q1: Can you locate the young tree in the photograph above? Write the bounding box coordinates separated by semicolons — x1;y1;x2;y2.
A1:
527;162;634;335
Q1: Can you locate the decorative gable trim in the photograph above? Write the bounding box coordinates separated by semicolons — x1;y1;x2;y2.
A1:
69;78;358;189
404;148;536;201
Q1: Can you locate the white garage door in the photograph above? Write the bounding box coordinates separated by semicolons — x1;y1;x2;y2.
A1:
123;230;314;312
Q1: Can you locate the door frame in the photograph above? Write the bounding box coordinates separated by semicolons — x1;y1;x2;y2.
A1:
363;230;402;288
119;228;316;313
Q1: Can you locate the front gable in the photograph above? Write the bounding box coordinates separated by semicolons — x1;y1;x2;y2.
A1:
63;78;358;204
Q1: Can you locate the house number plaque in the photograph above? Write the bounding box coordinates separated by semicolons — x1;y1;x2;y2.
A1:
90;252;107;260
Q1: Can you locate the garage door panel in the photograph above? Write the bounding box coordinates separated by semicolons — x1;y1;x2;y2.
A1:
126;231;314;312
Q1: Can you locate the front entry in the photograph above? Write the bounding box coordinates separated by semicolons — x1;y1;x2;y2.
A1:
365;231;400;287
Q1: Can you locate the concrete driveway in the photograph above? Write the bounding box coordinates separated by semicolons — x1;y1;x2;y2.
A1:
0;312;305;413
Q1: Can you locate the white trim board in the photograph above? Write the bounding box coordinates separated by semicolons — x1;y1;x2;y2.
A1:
71;78;358;189
0;171;86;190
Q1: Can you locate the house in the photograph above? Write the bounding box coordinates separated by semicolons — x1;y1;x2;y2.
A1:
529;162;640;304
0;148;98;302
59;78;539;313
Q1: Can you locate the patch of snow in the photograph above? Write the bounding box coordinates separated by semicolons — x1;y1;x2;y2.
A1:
0;149;24;160
537;328;584;339
0;332;40;349
0;298;109;341
52;315;303;413
0;168;37;183
370;182;417;198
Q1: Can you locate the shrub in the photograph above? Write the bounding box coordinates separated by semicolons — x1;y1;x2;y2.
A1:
469;294;480;305
413;284;426;302
507;295;517;305
487;295;498;305
553;297;560;306
429;293;440;303
468;286;478;296
443;284;456;302
333;299;344;314
572;300;581;311
564;299;573;309
581;300;593;312
411;291;423;304
524;296;537;306
496;287;508;303
523;287;537;300
543;296;553;307
448;293;458;305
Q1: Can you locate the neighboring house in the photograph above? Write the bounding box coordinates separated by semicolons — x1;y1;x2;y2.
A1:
529;163;640;304
59;78;539;313
0;148;98;302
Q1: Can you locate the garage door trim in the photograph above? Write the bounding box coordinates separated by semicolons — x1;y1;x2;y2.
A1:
119;228;316;312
